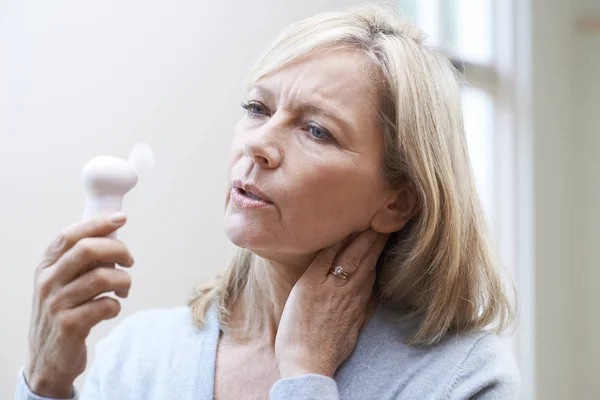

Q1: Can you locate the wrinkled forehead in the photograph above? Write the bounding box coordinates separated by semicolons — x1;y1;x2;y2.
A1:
248;48;381;110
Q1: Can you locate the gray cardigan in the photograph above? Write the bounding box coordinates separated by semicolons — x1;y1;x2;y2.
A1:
16;305;519;399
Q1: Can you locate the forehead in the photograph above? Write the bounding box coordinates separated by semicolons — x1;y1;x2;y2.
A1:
252;48;379;111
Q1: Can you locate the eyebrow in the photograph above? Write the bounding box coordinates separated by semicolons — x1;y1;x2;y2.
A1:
250;84;354;133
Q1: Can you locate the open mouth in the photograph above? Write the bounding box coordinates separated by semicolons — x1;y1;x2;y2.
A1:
230;180;272;209
238;188;263;201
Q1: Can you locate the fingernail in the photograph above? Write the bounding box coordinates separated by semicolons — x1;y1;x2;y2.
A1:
109;212;126;224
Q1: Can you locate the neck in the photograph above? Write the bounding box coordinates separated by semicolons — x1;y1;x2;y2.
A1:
227;251;315;343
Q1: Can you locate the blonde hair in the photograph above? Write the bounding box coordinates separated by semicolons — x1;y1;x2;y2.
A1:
190;3;516;345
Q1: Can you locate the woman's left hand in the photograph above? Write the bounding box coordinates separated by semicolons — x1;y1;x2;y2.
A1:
275;229;389;379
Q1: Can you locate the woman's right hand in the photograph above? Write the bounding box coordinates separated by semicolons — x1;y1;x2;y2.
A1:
24;213;135;398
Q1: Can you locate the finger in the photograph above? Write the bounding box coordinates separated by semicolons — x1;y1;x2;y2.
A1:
348;234;389;287
304;240;346;282
357;269;377;301
58;296;121;340
52;267;132;310
333;229;381;277
40;213;127;269
93;264;128;298
53;237;134;285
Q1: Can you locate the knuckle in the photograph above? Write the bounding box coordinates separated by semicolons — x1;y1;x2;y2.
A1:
57;313;80;335
100;298;121;318
41;230;72;267
317;246;338;266
37;255;55;272
92;267;113;288
45;294;62;317
90;216;104;231
75;238;97;261
52;230;71;253
345;255;361;269
37;272;55;298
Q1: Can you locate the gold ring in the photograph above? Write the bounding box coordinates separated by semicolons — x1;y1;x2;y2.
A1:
329;265;350;280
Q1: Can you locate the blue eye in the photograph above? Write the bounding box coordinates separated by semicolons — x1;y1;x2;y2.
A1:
307;122;333;142
241;101;269;117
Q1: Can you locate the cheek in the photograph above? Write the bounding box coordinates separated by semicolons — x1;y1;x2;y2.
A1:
227;123;246;174
283;163;381;240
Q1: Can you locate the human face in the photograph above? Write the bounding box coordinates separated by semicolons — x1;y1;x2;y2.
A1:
225;48;390;260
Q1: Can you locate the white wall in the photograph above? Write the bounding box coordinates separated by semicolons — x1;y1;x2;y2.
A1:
0;1;359;396
572;1;600;398
529;1;576;398
532;0;600;398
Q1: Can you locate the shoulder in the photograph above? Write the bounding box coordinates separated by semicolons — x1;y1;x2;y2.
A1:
338;307;519;399
444;332;520;399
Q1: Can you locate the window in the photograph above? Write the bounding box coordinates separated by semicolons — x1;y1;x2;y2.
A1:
400;0;498;216
398;1;534;399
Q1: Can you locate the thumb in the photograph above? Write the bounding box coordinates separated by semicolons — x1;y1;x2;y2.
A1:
303;240;346;282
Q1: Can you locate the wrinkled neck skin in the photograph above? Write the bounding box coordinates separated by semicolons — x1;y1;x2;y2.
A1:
224;250;378;346
226;252;315;345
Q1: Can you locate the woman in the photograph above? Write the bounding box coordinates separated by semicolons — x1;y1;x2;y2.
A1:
17;4;519;399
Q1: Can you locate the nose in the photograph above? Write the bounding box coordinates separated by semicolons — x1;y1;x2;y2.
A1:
243;124;283;169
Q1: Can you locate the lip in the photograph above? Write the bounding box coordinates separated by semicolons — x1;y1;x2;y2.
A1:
231;180;273;203
230;180;273;210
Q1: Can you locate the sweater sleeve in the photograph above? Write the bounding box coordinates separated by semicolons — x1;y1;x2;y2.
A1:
14;367;78;400
270;374;340;400
15;311;142;400
445;334;520;400
78;346;102;399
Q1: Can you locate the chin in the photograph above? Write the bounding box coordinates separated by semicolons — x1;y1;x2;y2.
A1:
223;208;345;258
224;216;302;261
224;214;269;250
225;228;285;261
224;224;317;266
224;225;252;249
